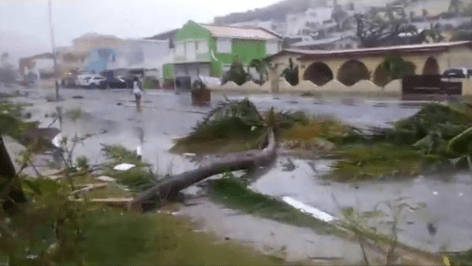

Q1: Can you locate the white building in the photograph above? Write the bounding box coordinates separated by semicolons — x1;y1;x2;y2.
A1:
286;7;334;37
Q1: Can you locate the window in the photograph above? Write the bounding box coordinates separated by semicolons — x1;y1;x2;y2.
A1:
197;41;209;54
266;42;279;55
217;38;232;53
186;42;196;61
176;43;185;56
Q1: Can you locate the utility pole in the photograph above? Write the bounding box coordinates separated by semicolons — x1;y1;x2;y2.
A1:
48;0;60;100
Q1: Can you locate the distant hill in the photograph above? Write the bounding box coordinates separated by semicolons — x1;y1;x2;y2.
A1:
213;0;328;24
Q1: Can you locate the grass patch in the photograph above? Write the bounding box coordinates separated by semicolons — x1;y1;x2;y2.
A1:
84;184;132;199
0;90;21;98
281;115;348;143
326;144;422;182
209;178;342;236
79;207;290;265
10;177;294;266
171;134;265;154
100;145;156;191
450;249;472;266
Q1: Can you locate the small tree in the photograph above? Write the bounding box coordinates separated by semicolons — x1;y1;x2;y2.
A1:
382;55;416;79
222;59;250;86
248;58;269;84
281;58;299;86
422;9;428;17
424;24;445;43
449;0;463;14
374;55;416;87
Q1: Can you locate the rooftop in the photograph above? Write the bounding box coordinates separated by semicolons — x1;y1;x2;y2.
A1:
200;24;281;40
146;29;180;40
271;41;472;60
291;36;359;47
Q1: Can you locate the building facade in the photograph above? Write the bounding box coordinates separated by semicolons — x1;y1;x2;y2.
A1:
166;20;283;86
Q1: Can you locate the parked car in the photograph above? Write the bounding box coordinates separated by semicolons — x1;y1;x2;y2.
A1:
443;68;472;79
99;75;128;89
77;74;106;88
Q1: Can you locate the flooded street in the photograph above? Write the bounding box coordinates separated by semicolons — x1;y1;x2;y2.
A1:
4;86;470;262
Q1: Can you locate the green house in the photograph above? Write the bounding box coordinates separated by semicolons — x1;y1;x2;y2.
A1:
166;20;282;86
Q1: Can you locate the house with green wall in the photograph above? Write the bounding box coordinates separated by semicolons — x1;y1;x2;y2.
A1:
164;20;282;87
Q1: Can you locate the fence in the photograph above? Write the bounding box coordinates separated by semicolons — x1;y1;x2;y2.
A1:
206;78;403;98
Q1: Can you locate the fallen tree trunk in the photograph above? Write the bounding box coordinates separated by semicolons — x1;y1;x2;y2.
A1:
130;129;277;212
0;135;26;215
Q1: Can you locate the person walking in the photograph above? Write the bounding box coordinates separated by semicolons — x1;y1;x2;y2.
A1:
131;77;144;112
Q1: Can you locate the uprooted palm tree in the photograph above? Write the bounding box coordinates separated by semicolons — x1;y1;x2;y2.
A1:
132;99;310;210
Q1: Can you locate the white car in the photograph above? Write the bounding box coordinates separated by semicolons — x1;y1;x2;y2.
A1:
77;74;106;88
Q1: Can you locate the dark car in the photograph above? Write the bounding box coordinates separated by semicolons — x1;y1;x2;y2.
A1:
99;76;128;89
443;68;472;79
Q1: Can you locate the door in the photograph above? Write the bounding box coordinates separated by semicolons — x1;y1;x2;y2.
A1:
176;76;191;91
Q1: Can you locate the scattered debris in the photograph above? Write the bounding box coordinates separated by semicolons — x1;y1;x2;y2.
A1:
70;183;108;196
51;132;63;148
308;256;344;261
282;197;337;223
113;163;136;171
136;145;142;157
96;176;116;182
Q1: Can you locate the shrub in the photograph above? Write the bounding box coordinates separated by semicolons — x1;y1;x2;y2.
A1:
222;60;250;86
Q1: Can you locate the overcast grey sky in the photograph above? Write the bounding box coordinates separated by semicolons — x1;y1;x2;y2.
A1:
1;0;279;63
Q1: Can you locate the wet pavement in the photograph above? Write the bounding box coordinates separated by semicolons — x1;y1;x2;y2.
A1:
4;85;468;262
3;86;420;173
251;158;472;254
179;200;367;263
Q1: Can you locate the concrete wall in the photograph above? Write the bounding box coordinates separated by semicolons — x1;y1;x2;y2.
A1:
207;77;402;98
208;75;472;99
265;46;472;97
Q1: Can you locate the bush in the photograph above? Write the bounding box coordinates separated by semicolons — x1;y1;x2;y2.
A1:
100;145;156;190
222;60;250;86
327;144;422;181
281;58;299;86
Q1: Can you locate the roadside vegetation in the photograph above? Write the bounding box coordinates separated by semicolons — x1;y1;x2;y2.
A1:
173;98;472;183
0;100;302;266
3;96;472;265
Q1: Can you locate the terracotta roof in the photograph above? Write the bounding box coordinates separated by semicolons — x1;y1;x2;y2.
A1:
270;41;472;60
200;24;281;40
